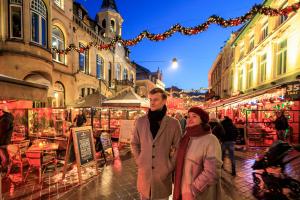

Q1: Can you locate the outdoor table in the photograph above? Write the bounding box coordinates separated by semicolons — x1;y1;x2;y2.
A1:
27;143;59;152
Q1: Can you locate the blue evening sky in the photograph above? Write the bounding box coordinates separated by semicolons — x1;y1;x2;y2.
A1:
76;0;262;89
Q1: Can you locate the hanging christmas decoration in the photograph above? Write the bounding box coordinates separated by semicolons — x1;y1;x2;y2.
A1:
52;1;300;54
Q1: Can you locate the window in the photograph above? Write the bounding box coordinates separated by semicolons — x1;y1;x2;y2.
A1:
110;19;115;32
78;9;82;19
102;19;106;28
52;26;65;63
87;88;90;95
261;20;268;41
130;73;134;82
95;25;98;34
123;68;128;80
31;0;47;47
96;55;104;79
53;82;65;107
116;64;121;80
9;0;23;39
81;88;85;97
279;1;288;25
238;68;243;91
108;63;112;87
247;63;253;88
54;0;64;9
249;34;254;51
260;53;267;83
79;42;89;74
239;44;244;60
230;71;234;90
276;40;287;76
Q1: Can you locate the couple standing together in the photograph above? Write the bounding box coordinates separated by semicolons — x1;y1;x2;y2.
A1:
131;88;223;200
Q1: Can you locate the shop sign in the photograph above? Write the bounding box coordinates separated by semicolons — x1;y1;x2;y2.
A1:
285;83;300;100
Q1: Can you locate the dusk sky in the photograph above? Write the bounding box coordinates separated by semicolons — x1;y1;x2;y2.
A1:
76;0;262;89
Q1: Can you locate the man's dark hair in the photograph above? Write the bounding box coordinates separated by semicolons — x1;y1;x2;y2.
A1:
149;88;167;100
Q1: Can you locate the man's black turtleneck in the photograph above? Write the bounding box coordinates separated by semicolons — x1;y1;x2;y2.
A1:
147;105;167;139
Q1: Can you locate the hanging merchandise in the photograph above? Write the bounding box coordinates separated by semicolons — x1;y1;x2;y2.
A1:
52;1;300;54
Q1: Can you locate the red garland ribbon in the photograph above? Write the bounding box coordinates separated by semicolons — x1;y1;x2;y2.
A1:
52;1;300;54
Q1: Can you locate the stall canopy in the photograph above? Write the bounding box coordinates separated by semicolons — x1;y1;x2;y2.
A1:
74;91;107;107
0;74;48;101
102;89;150;108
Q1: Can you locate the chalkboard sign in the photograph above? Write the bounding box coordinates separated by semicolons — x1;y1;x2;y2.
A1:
62;126;97;184
74;129;95;165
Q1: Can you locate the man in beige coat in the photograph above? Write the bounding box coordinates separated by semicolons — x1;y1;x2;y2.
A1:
131;88;182;200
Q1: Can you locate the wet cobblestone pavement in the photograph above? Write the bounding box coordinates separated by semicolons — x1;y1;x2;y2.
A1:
59;147;267;200
3;146;299;200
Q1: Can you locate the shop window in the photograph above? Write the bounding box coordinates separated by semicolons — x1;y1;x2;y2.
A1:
276;39;287;76
30;0;47;47
52;26;65;63
54;0;64;10
79;42;89;74
9;0;23;39
260;53;267;83
96;55;104;79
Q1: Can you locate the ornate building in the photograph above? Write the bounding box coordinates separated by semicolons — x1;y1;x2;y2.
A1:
0;0;135;108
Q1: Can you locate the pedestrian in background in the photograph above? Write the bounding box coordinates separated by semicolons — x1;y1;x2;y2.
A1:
73;110;87;127
174;107;223;200
274;111;289;141
0;107;14;168
175;112;187;134
131;88;182;200
221;116;238;176
209;112;225;142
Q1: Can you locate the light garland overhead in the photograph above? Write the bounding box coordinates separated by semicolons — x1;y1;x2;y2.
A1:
52;1;300;54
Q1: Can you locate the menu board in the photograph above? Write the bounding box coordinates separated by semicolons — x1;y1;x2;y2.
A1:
75;129;95;165
119;120;135;144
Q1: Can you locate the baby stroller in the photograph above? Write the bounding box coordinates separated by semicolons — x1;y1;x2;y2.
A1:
252;141;300;200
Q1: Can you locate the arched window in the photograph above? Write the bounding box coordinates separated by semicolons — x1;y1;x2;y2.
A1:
79;42;89;74
110;19;115;32
9;0;23;39
116;64;121;80
53;82;65;107
52;26;65;63
96;55;104;79
102;19;106;28
31;0;47;47
123;68;128;80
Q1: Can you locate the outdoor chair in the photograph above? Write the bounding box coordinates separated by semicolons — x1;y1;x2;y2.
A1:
6;144;28;181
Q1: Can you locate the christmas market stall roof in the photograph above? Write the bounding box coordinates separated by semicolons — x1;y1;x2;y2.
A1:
73;91;107;108
0;74;48;101
102;89;150;108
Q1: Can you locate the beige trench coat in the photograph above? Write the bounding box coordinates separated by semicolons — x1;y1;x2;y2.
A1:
131;115;182;199
181;133;223;200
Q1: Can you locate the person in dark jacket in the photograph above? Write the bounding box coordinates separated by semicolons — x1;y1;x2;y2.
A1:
73;110;87;127
0;107;14;167
209;113;225;142
221;116;238;176
274;111;289;141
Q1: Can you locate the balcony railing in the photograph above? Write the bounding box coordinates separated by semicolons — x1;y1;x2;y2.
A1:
114;79;134;87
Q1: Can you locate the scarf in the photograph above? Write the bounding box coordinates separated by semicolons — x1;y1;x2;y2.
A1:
148;105;167;139
173;124;211;200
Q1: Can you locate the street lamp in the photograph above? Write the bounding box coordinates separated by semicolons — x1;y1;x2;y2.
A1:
171;58;178;69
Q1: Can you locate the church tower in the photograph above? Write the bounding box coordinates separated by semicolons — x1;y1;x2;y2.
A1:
96;0;123;39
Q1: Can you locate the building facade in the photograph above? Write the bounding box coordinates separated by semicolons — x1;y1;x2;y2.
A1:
135;62;165;97
0;0;135;108
207;0;300;144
